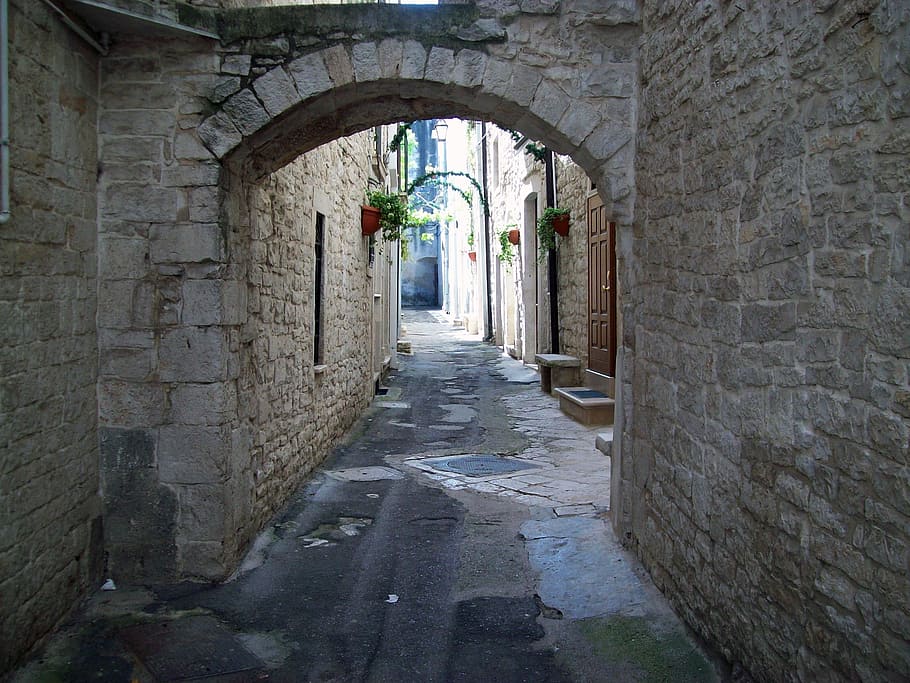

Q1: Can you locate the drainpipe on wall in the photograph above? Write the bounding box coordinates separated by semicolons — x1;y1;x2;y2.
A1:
544;149;559;353
0;0;9;224
480;121;494;342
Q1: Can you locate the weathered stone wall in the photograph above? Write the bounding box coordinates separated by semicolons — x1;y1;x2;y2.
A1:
628;1;910;679
484;126;544;360
483;132;602;367
555;156;591;368
95;33;386;583
96;35;231;581
229;134;376;534
0;0;102;671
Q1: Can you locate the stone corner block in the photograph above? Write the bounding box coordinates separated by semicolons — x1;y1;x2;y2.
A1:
150;223;224;265
181;279;246;326
176;484;227;543
159;326;228;383
158;424;230;485
179;540;228;581
169;381;238;426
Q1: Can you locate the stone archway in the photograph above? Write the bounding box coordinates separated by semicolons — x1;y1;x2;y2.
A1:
96;2;640;582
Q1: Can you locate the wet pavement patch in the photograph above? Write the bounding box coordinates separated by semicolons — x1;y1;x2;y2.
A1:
298;516;373;547
447;596;570;682
429;454;541;477
118;615;263;681
521;517;645;619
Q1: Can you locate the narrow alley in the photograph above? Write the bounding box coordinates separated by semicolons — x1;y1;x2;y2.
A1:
13;310;720;682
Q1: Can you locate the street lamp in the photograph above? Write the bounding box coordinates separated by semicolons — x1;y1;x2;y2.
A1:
432;120;448;143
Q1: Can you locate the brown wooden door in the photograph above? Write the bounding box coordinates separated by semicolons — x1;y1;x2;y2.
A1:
588;194;616;375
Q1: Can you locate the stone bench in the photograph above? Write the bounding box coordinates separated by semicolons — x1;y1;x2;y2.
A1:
534;354;581;394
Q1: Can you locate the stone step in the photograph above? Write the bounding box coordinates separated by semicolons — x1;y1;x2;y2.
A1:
584;369;615;397
553;387;615;426
595;428;613;456
534;353;581;394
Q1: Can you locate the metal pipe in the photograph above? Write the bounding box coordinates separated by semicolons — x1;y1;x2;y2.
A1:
0;0;9;224
39;0;109;55
480;121;494;342
545;149;559;353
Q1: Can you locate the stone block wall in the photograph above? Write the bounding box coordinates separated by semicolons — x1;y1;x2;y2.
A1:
555;156;592;369
97;35;229;582
96;33;382;583
629;1;909;679
479;135;631;374
228;134;376;535
0;0;102;670
483;126;545;360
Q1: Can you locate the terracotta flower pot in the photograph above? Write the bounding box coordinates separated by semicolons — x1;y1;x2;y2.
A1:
467;250;477;262
508;229;520;245
361;205;381;236
552;213;570;236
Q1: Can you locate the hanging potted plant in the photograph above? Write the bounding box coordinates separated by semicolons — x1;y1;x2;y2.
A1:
467;229;477;262
540;207;570;237
498;228;516;265
536;207;570;261
365;189;411;256
361;204;381;235
507;225;520;245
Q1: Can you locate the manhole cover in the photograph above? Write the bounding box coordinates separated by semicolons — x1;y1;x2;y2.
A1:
326;466;404;482
119;615;263;681
431;454;540;478
565;389;608;399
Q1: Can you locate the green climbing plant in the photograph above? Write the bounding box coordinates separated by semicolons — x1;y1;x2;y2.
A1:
406;171;489;217
498;125;549;163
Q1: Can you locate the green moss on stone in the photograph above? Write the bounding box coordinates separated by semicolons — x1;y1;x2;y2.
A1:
581;616;715;683
215;4;485;47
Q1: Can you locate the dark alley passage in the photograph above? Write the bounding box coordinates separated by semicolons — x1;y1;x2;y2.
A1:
14;310;720;682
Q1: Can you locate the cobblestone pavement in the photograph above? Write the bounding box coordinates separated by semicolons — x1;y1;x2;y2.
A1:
11;309;726;683
400;370;611;515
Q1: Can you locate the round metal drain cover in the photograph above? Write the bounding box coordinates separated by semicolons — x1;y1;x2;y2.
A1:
432;454;539;478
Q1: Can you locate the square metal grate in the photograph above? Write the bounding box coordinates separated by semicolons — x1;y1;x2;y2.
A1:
565;389;608;399
119;616;263;681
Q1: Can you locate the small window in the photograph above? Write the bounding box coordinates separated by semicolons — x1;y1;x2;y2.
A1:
314;212;325;366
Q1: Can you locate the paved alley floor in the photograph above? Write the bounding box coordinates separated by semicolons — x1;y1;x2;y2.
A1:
13;309;726;682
